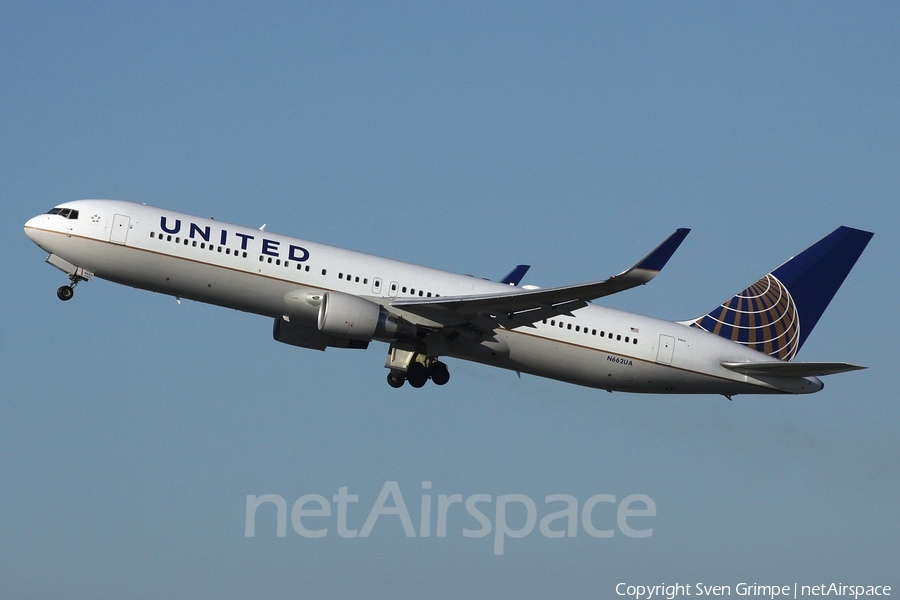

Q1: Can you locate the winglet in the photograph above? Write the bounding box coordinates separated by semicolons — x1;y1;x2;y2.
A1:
610;228;691;287
634;228;691;272
500;265;530;286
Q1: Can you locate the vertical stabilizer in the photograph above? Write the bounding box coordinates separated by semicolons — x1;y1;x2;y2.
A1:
687;226;873;360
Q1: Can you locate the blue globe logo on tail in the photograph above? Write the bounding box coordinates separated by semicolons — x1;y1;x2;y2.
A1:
687;227;873;361
690;274;800;361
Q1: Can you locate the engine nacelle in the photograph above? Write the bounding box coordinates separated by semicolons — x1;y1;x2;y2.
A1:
273;317;368;351
317;291;416;341
283;287;324;324
318;292;380;340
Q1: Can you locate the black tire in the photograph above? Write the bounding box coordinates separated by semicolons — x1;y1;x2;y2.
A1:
407;362;428;388
430;361;450;386
387;372;405;388
57;286;74;301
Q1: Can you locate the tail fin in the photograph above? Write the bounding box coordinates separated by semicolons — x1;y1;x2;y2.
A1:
686;226;873;361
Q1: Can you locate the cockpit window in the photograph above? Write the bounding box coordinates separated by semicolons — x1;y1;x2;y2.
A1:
47;208;79;219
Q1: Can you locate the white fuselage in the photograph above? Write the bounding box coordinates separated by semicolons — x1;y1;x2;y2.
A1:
24;200;823;395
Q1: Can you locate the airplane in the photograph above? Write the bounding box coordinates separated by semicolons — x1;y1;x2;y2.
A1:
24;200;872;396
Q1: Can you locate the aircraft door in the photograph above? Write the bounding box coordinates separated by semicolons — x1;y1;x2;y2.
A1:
110;214;130;245
372;278;383;295
656;334;675;365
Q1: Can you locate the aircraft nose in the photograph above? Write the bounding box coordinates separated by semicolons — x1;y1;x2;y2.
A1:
24;215;44;244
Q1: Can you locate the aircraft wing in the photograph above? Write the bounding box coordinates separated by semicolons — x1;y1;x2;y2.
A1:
720;361;867;377
392;228;690;328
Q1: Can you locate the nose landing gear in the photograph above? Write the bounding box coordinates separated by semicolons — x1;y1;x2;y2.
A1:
57;285;75;301
54;267;93;301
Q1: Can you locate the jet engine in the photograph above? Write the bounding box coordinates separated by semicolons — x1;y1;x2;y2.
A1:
317;291;417;342
273;317;368;350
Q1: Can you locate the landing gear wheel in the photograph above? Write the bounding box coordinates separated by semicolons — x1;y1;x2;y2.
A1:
407;362;429;388
387;371;406;388
429;361;450;386
57;285;74;301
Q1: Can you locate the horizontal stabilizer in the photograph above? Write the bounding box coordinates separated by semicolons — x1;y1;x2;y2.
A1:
721;361;866;377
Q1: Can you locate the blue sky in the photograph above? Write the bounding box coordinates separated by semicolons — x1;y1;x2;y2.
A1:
2;2;898;598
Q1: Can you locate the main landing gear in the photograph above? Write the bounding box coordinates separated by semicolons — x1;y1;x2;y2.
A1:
386;360;451;389
384;341;451;388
